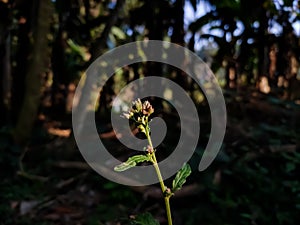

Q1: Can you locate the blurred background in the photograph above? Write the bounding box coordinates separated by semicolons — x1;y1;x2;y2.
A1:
0;0;300;224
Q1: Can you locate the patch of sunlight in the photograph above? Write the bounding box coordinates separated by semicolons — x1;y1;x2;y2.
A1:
163;40;171;48
258;76;271;94
113;68;127;94
277;76;289;88
164;88;173;101
216;67;226;87
129;67;135;80
162;101;172;113
239;73;248;86
100;61;108;67
162;52;168;60
137;42;147;61
48;128;71;137
193;90;205;104
128;54;134;60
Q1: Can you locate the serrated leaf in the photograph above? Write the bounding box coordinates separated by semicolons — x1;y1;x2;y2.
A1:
130;212;160;225
114;155;151;172
172;163;192;192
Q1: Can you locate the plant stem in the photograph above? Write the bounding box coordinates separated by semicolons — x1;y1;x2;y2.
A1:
164;196;172;225
145;125;173;225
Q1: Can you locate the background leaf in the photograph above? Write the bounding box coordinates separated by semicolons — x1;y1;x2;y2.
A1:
130;212;160;225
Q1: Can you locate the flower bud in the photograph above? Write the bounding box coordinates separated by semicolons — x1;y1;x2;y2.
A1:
146;145;154;154
142;100;154;116
132;98;143;112
123;111;134;120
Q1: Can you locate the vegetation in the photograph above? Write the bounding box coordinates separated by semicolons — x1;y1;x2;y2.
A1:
0;0;299;224
114;99;192;225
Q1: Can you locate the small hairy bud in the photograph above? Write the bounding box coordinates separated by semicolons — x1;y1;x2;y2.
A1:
146;145;154;154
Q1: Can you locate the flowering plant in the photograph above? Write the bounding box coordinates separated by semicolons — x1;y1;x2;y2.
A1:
114;98;191;225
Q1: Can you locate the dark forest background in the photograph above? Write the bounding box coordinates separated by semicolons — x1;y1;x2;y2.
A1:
0;0;300;224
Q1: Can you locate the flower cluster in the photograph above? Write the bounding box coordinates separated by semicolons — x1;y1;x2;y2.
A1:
123;98;154;122
142;100;154;116
123;98;154;134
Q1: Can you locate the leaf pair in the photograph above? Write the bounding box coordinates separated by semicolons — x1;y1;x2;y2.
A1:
114;156;192;194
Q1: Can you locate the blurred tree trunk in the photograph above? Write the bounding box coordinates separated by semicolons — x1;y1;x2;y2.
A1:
51;7;68;115
90;0;125;113
11;0;33;124
74;0;125;124
0;1;11;126
143;0;165;109
257;6;269;79
14;0;53;144
90;0;125;60
171;0;190;90
188;31;195;52
171;0;185;45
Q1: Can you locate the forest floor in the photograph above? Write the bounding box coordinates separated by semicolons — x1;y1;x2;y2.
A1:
1;88;300;225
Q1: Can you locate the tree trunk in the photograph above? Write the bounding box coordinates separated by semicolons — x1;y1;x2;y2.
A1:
257;7;268;78
90;0;125;61
14;0;53;144
11;0;34;124
171;0;185;45
51;13;68;116
171;0;190;90
0;1;12;126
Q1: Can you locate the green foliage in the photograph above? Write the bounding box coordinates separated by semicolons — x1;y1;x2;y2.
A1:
2;0;300;224
111;26;127;40
103;181;139;204
114;154;151;172
207;150;300;225
64;39;88;82
130;212;160;225
172;163;192;192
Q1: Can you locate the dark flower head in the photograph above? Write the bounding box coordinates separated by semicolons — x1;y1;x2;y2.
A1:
122;98;154;123
142;100;154;116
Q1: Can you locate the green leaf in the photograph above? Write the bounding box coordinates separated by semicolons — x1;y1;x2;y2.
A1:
114;155;151;172
172;163;192;192
130;212;160;225
111;26;126;40
240;213;253;219
66;39;86;59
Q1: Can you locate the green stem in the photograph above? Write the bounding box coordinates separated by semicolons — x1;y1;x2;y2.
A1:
152;158;166;194
145;126;165;191
145;125;173;225
164;196;172;225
